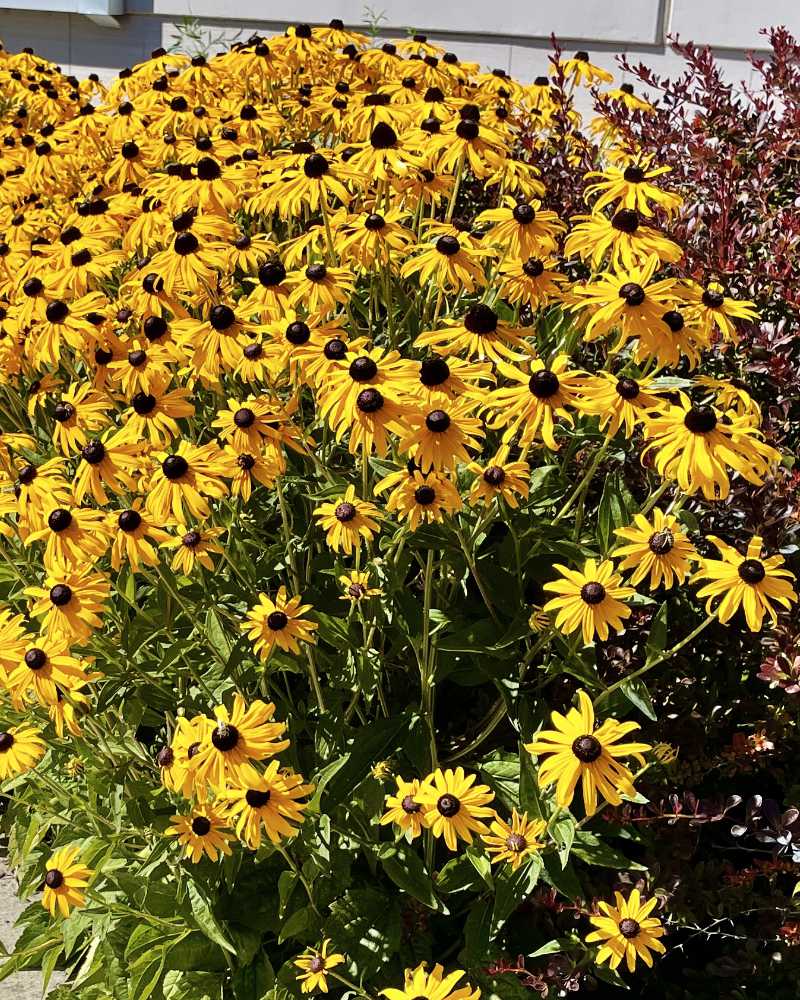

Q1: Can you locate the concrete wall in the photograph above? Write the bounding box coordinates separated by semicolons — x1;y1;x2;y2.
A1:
0;0;798;85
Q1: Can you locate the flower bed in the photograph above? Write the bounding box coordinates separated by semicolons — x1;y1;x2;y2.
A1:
0;22;798;1000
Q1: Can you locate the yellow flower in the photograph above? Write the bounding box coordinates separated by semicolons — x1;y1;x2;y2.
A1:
482;809;546;870
525;690;650;816
294;939;345;994
586;889;666;971
243;586;318;660
0;724;45;779
313;485;381;554
166;803;233;862
41;846;93;918
543;559;634;645
219;760;313;849
379;777;430;840
415;767;495;851
381;963;480;1000
614;510;696;590
338;570;383;603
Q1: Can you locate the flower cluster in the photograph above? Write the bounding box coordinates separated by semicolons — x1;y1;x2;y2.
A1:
0;21;795;997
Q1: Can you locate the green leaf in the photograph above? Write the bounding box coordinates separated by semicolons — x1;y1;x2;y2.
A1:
619;677;657;721
375;843;441;911
645;602;668;661
519;743;545;820
552;815;575;868
571;831;647;870
480;754;520;810
278;905;309;943
541;853;582;901
205;609;233;660
463;898;492;964
597;477;629;554
187;881;236;954
326;888;401;978
491;855;542;931
129;944;169;1000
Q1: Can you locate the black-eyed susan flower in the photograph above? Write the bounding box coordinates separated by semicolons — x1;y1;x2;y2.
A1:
543;559;634;645
41;846;93;918
683;280;758;342
162;714;212;799
525;690;650;816
145;441;232;524
555;50;613;85
381;963;479;1000
415;767;495;851
51;382;113;456
379;469;461;530
614;510;696;590
579;372;664;438
466;449;530;508
0;723;45;780
118;377;195;447
692;535;797;632
487;355;587;450
193;693;289;790
584;162;681;217
26;567;110;644
477;196;565;258
220;760;313;849
586;889;666;972
243;587;318;661
415;303;532;364
6;636;86;708
379;776;430;840
25;503;111;572
498;255;568;311
565;209;681;270
641;395;780;501
313;485;380;555
225;446;279;503
294;939;345;994
71;430;144;506
339;570;383;603
399;399;484;472
162;524;225;574
108;503;171;573
166;804;233;862
400;234;489;294
482;809;546;870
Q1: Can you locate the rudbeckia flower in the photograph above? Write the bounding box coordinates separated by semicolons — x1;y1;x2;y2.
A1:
26;566;111;644
586;889;666;971
338;570;383;603
466;450;530;508
682;280;759;342
381;964;479;1000
25;503;111;571
554;50;613;85
525;690;650;815
243;586;318;661
482;809;546;870
400;233;489;293
294;939;345;994
108;502;171;573
379;776;430;840
614;510;696;590
220;760;314;848
584;162;681;217
145;441;232;524
398;399;484;472
166;804;233;862
161;523;225;574
565;209;681;270
692;535;797;631
41;846;93;918
313;485;380;554
0;723;45;779
543;559;634;645
415;303;531;364
415;766;495;850
379;469;462;530
477;195;565;258
51;382;113;456
578;371;664;438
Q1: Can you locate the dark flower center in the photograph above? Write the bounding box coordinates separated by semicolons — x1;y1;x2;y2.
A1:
309;957;325;974
370;122;398;149
420;356;450;387
46;300;69;323
121;140;139;159
505;832;526;852
303;152;329;178
44;869;64;889
425;409;450;433
23;277;43;297
348;583;366;599
364;213;385;231
683;405;717;434
580;582;606;605
483;465;506;486
623;166;645;183
174;232;199;255
24;647;47;670
238;453;256;471
662;310;684;332
187;742;201;759
267;610;288;631
400;794;420;814
128;349;147;368
523;257;544;277
357;388;383;413
0;732;13;752
702;289;725;309
619;918;641;939
619;281;645;306
335;501;357;522
243;342;262;360
157;746;174;767
615;377;640;400
739;559;766;584
132;392;156;415
306;263;327;282
82;439;105;464
95;347;113;365
246;788;271;807
162;455;189;480
611;209;639;233
529;370;560;398
71;248;91;267
571;734;602;762
196;157;221;181
190;815;212;836
119;509;142;533
234;407;255;428
182;530;201;548
18;465;37;485
258;261;286;286
649;529;674;555
456;119;479;140
48;508;72;532
414;485;436;505
513;202;535;224
49;584;72;607
464;304;497;335
437;793;460;817
436;235;460;256
211;723;239;752
143;315;167;341
324;338;347;360
286;321;310;345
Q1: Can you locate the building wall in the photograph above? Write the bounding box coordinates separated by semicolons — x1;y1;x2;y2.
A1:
0;0;798;86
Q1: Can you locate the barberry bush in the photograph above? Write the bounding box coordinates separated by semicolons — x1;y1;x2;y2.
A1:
0;21;797;1000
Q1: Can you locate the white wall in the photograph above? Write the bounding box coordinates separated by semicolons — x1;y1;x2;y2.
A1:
0;0;797;85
